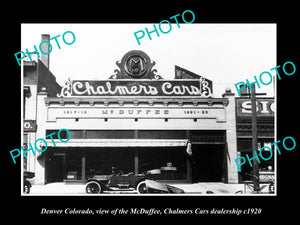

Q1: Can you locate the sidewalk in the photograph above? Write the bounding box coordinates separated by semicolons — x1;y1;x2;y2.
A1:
30;182;86;195
28;182;274;195
173;182;244;194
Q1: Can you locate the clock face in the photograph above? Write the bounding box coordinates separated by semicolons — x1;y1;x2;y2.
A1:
124;54;148;78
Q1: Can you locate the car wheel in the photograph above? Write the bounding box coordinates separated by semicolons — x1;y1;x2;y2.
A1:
269;182;274;193
86;181;102;194
136;181;147;194
24;184;30;194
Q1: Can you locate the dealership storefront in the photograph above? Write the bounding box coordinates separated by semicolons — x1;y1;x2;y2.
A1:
28;50;239;185
43;130;228;184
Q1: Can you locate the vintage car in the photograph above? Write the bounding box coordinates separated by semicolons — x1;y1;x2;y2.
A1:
86;167;147;194
85;167;184;194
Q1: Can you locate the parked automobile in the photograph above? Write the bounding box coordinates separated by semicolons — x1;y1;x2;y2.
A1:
86;167;146;194
85;167;185;194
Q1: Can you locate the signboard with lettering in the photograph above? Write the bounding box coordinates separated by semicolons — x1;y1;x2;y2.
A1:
23;120;37;132
57;79;213;98
259;171;275;183
236;98;275;117
47;107;226;122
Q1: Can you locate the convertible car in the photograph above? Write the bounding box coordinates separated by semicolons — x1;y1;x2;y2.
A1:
86;167;146;194
85;167;184;194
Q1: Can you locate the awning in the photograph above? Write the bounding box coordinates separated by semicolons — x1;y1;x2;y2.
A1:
42;139;188;148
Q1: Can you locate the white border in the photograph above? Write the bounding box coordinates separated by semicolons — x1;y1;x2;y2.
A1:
20;23;277;197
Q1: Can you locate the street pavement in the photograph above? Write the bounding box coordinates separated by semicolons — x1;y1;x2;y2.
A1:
27;182;274;195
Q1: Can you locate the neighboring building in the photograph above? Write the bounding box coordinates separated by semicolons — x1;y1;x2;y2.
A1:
235;94;275;182
23;34;61;173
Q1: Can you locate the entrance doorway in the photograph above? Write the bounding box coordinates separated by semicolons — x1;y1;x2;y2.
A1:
86;147;135;178
46;154;65;183
138;147;188;182
191;144;225;182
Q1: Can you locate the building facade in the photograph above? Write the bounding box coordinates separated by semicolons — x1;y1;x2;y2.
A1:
235;96;275;182
24;44;240;185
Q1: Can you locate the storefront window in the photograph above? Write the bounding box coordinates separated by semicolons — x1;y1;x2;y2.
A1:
65;150;82;180
86;130;135;139
258;142;274;172
46;130;83;139
238;140;274;181
138;130;186;139
190;130;226;143
86;148;135;179
139;147;187;181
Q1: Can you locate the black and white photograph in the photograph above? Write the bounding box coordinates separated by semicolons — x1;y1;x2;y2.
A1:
4;5;298;220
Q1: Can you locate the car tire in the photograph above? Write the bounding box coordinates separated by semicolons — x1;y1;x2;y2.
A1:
24;184;30;194
136;181;147;194
269;182;275;193
86;181;102;194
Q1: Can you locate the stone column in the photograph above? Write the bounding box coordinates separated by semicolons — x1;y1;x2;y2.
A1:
223;88;239;183
34;88;48;185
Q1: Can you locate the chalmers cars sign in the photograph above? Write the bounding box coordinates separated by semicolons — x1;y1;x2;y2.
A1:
57;78;213;97
57;51;213;98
